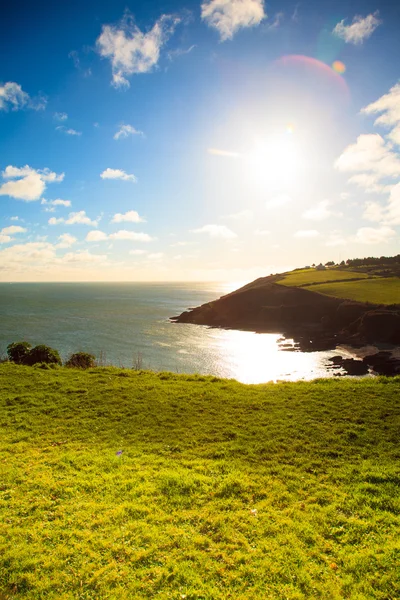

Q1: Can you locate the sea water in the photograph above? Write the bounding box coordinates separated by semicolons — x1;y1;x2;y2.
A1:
0;282;357;383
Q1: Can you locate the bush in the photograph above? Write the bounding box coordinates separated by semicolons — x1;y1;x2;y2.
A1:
7;341;32;364
25;345;62;366
65;352;96;369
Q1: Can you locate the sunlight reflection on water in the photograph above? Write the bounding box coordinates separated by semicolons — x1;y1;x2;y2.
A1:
0;282;361;383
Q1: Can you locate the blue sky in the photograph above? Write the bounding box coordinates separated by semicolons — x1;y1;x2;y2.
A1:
0;0;399;281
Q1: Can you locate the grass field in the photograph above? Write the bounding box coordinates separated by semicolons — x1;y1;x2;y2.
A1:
278;270;370;287
1;364;399;599
310;277;400;305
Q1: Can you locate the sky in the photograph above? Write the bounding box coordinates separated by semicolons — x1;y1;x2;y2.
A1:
1;0;400;282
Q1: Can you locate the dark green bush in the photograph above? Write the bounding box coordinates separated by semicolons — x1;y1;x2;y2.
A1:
25;345;62;366
65;352;96;369
7;341;32;364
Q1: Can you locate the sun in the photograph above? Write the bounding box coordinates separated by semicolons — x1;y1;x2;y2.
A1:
246;132;301;190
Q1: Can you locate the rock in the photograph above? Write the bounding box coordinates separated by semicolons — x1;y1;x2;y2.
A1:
363;351;400;376
358;311;400;344
327;356;369;375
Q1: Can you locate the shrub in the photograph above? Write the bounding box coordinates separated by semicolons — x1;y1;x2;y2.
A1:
7;341;32;364
25;345;62;366
65;352;96;369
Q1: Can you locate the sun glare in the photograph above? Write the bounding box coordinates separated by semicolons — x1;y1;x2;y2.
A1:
246;132;301;189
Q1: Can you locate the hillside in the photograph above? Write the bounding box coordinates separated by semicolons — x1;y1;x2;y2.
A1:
0;364;399;599
172;264;400;353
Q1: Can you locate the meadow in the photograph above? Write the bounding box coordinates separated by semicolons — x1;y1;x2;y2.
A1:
309;277;400;306
277;270;370;288
1;364;399;599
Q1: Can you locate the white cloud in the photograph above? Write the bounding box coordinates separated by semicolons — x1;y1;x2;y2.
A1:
66;211;98;226
42;198;71;207
362;83;400;128
294;229;321;238
254;229;270;236
333;12;381;45
49;211;99;227
86;230;108;242
96;13;180;87
114;124;144;140
57;233;77;248
302;200;341;221
191;224;237;239
56;126;82;136
363;201;385;223
54;112;68;121
10;216;19;221
201;0;266;41
129;249;147;255
111;210;145;223
0;235;12;244
362;183;400;226
224;209;253;220
148;252;164;260
335;134;400;192
109;230;154;242
62;250;107;264
354;226;396;244
0;165;64;201
0;241;107;274
100;168;137;182
265;194;292;209
0;82;46;111
1;225;26;235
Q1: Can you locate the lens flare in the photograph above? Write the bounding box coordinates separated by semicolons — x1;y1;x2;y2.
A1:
332;60;346;75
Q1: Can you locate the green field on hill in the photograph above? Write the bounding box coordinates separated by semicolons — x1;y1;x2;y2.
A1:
310;277;400;305
278;269;370;287
1;364;399;599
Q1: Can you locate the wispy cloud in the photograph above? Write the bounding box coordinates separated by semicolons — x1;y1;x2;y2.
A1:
191;224;237;239
302;200;341;221
54;112;68;121
49;211;99;227
167;45;196;61
100;168;137;182
96;12;180;87
56;126;82;136
0;82;46;111
333;12;381;45
0;165;64;201
201;0;266;41
41;199;71;208
114;124;144;140
86;229;154;242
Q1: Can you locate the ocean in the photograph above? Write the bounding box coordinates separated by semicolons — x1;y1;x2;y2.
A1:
0;282;358;383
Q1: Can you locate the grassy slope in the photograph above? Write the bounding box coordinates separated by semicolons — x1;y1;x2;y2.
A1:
1;365;399;599
278;270;370;287
277;269;400;305
309;278;400;306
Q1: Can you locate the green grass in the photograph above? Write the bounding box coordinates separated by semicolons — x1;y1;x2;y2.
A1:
310;277;400;305
1;364;400;599
278;269;370;287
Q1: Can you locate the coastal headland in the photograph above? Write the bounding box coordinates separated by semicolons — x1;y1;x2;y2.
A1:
172;261;400;375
